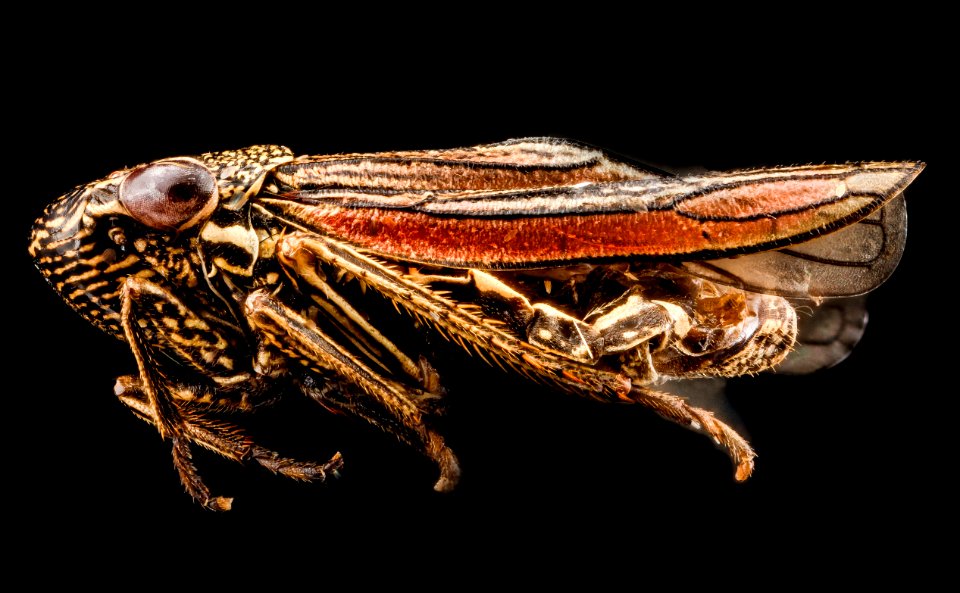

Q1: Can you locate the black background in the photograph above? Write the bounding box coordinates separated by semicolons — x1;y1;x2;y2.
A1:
9;24;948;569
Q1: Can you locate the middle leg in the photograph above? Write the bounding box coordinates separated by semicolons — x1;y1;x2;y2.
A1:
244;290;461;492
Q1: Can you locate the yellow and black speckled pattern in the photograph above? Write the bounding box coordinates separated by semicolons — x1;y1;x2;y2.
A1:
29;145;293;339
199;145;293;208
29;183;136;338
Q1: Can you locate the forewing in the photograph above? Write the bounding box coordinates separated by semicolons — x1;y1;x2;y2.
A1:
258;139;922;272
681;193;908;298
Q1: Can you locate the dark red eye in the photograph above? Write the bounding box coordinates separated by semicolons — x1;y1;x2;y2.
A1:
119;158;218;231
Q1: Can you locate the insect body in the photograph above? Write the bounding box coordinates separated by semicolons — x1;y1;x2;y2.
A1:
29;138;923;509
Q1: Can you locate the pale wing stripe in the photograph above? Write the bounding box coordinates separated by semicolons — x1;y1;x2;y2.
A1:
284;172;897;217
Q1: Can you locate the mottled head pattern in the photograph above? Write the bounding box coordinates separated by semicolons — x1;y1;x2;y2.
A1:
29;145;294;339
199;144;294;209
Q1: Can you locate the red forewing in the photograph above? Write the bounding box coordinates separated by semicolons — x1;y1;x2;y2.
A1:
257;138;923;298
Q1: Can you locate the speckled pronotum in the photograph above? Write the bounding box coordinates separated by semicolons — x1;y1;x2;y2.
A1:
29;138;923;509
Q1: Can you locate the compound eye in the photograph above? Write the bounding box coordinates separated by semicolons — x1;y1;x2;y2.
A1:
119;158;218;231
